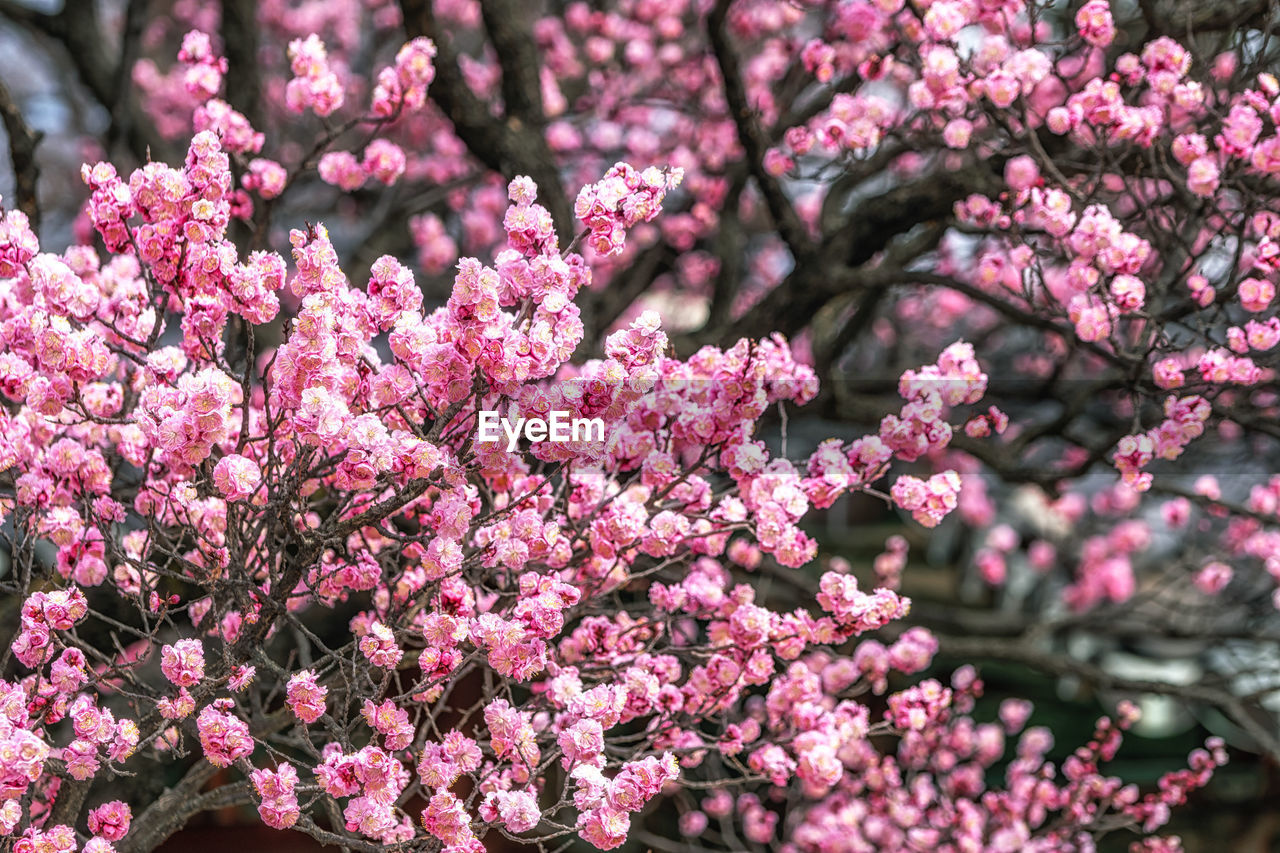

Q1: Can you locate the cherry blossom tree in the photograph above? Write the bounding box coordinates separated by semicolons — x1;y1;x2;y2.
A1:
0;0;1276;850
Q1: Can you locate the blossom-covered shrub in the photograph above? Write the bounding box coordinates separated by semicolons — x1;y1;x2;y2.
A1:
0;0;1272;850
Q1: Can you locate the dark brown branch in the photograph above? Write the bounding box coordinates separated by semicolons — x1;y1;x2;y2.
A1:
0;0;50;32
47;3;117;113
811;221;944;378
705;173;747;332
117;764;249;853
121;696;311;852
707;0;812;260
478;0;545;126
588;240;678;348
0;0;162;163
400;0;573;243
220;0;262;129
903;271;1131;369
106;0;147;155
46;775;90;829
1141;0;1274;35
702;164;997;346
935;632;1280;759
0;77;40;229
811;284;888;382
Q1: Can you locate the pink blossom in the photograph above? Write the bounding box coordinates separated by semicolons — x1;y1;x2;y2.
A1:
196;703;253;767
943;118;972;149
318;151;366;191
244;158;287;199
286;34;345;116
363;140;407;186
160;638;205;687
1003;155;1040;192
1194;561;1233;594
1239;277;1275;312
251;763;300;829
1075;0;1116;47
360;622;403;669
286;670;328;724
490;789;541;833
87;801;131;842
213;454;261;501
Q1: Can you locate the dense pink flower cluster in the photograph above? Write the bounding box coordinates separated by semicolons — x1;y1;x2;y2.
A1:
176;30;226;101
0;0;1262;845
160;638;205;687
0;209;38;278
316;744;413;841
371;36;438;116
250;763;301;829
0;152;1223;853
1112;396;1211;491
286;670;328;724
359;621;403;669
575;163;685;256
816;572;909;634
196;700;253;767
87;800;132;842
13;588;88;668
285;34;345;116
0;716;50;801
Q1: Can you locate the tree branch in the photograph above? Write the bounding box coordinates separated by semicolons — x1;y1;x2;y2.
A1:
120;703;306;852
220;0;262;129
699;163;998;346
46;775;90;829
0;0;51;32
478;0;544;126
105;0;148;156
0;77;40;229
0;0;162;163
587;240;678;347
116;761;223;853
707;0;812;260
400;0;573;242
936;633;1280;760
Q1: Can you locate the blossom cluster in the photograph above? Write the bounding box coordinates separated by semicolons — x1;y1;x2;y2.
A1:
285;34;345;117
575;163;685;256
0;163;1224;853
0;0;1260;846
